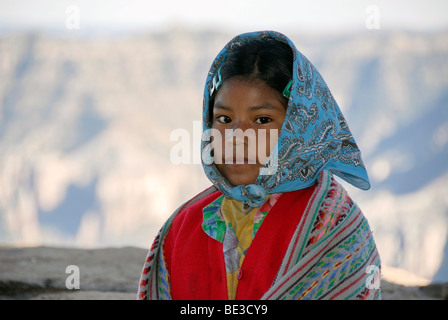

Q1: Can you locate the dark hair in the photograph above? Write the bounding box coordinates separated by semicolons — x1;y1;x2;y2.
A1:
219;37;293;102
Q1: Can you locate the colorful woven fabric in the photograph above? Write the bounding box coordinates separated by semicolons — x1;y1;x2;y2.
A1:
137;171;381;300
262;171;381;300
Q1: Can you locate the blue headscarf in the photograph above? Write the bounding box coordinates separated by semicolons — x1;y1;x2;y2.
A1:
201;31;370;207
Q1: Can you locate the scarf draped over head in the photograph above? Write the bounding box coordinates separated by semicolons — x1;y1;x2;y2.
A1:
201;31;370;207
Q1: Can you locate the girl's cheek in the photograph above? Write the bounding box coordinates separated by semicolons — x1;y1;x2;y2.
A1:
210;130;225;163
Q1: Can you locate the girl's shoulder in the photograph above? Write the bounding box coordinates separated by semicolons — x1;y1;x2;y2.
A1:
168;186;222;231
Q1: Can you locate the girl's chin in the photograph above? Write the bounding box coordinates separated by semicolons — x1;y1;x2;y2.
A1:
217;164;260;186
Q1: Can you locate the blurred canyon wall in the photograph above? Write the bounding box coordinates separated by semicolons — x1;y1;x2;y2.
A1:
0;28;447;282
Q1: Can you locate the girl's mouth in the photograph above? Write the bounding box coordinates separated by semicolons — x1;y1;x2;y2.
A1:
224;156;257;165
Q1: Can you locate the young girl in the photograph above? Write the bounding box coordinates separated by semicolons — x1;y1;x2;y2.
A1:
138;31;381;300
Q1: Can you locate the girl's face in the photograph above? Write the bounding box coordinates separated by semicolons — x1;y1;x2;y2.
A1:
211;77;287;186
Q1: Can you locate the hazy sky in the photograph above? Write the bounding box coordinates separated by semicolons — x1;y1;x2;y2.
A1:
0;0;447;34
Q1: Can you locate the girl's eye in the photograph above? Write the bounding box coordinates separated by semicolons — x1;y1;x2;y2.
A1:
216;115;232;124
255;117;272;124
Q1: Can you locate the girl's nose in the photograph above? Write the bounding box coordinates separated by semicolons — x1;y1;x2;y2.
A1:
224;128;244;146
226;120;252;145
231;118;252;132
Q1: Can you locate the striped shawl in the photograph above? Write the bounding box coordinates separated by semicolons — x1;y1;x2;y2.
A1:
137;170;381;300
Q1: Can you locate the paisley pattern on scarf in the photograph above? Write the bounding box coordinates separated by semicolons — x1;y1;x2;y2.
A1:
201;31;370;207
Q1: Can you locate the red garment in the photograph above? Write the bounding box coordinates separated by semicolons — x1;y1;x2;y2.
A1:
163;185;316;300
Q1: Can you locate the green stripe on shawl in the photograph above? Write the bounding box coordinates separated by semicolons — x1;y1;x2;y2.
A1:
138;171;381;300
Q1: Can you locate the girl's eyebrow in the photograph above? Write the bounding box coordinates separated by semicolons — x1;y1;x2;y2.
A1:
213;104;232;111
214;103;282;111
249;103;282;111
